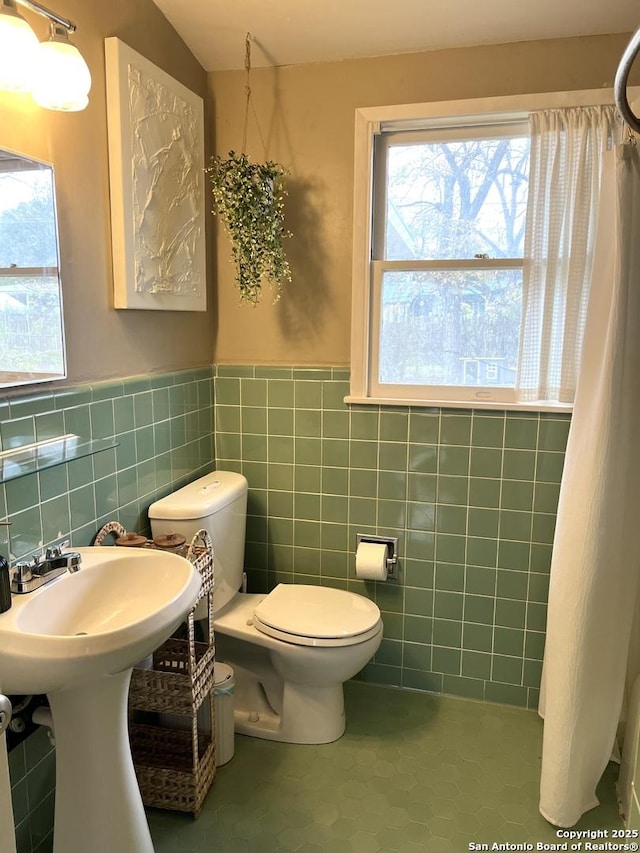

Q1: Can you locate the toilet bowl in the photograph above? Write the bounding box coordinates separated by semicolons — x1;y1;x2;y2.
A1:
214;585;382;743
148;471;384;744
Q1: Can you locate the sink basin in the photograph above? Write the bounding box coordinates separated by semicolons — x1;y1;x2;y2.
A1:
0;546;201;695
0;545;202;853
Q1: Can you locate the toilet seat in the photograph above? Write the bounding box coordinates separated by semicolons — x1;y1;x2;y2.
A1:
252;584;382;648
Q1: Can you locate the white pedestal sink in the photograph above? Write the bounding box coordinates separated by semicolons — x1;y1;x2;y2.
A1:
0;547;201;853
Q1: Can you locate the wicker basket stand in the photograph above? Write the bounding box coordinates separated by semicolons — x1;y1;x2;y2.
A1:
94;523;216;817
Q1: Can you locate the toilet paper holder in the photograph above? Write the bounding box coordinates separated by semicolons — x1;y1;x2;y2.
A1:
355;534;399;579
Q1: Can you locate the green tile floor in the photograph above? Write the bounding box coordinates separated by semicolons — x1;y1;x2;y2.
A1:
147;682;621;852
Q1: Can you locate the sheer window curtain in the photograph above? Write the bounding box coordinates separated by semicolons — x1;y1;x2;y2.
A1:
516;106;619;403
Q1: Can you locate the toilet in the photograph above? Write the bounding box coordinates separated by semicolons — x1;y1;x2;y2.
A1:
148;471;383;744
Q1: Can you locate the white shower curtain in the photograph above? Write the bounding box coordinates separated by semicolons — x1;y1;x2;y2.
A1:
539;141;640;827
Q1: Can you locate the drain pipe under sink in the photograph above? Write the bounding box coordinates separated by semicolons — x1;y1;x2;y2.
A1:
32;706;56;746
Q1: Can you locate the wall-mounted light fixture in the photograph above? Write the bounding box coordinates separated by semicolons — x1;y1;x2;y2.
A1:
0;0;91;111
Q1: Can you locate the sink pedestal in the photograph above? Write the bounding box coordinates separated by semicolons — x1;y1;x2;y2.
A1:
48;669;153;853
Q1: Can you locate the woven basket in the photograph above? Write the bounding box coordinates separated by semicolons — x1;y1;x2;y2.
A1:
128;528;216;715
129;722;215;816
129;638;215;714
94;523;217;816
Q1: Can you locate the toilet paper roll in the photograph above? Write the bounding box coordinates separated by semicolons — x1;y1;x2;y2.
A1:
355;541;388;581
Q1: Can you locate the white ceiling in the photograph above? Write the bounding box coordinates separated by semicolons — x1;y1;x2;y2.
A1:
151;0;639;72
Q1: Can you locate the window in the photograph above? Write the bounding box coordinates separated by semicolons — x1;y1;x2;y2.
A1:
372;122;529;404
349;91;622;411
0;149;66;387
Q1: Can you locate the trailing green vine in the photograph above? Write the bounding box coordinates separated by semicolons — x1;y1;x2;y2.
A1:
206;151;291;305
206;34;291;305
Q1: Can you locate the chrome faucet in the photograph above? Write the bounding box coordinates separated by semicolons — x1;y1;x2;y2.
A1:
10;544;82;594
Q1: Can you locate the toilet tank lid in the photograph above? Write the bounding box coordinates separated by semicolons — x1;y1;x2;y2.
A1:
148;471;248;520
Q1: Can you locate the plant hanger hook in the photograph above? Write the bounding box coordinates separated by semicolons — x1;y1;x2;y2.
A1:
241;32;267;156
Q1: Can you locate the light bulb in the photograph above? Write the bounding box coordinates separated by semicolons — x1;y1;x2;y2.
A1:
31;23;91;111
0;0;39;92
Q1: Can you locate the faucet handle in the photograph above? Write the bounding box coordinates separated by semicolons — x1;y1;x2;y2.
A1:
14;561;33;584
45;541;70;560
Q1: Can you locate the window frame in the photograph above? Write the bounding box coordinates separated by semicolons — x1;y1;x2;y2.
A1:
371;120;529;404
348;88;634;412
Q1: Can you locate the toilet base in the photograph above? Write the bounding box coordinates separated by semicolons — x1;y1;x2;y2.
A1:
234;679;346;744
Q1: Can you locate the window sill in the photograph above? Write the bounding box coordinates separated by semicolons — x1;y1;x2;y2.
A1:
344;395;572;414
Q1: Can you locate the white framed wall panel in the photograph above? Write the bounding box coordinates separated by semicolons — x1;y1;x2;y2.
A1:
105;37;206;311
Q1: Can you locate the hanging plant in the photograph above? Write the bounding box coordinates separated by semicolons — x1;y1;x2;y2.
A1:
206;34;291;306
207;151;291;305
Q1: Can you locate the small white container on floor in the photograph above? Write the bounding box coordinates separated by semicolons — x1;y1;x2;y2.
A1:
214;663;236;766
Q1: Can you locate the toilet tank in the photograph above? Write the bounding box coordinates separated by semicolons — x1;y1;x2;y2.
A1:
148;471;248;614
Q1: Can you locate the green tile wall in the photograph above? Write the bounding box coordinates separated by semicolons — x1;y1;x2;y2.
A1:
9;728;55;853
0;368;214;562
5;362;569;850
214;365;569;712
5;367;214;853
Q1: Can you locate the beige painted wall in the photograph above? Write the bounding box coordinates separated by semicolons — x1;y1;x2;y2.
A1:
209;33;635;367
0;0;213;387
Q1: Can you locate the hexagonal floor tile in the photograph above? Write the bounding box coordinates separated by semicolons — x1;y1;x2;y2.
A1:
147;681;621;853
